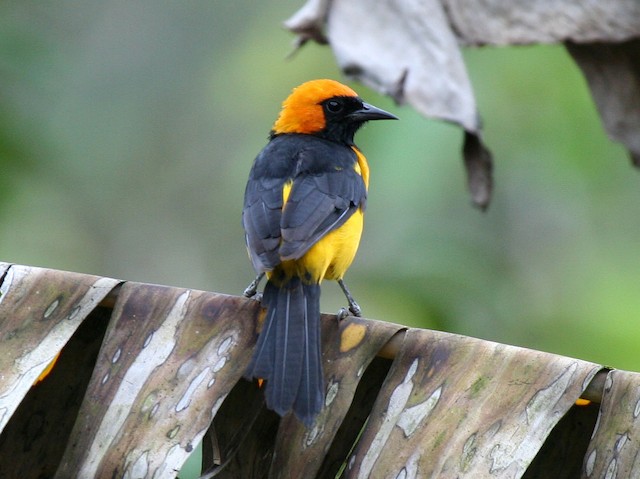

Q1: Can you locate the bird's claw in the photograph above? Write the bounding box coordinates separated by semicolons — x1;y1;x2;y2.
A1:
349;302;362;317
337;303;361;320
243;284;257;298
243;273;265;298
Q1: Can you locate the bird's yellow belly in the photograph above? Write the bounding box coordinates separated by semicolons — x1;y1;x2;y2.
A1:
278;208;364;284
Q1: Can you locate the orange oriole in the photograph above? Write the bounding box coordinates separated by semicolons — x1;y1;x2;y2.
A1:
242;79;396;426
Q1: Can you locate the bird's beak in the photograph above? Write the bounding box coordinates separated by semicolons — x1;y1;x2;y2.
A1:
349;102;398;122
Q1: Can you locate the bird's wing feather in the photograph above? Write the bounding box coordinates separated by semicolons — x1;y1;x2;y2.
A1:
242;135;367;268
242;141;293;272
279;146;366;260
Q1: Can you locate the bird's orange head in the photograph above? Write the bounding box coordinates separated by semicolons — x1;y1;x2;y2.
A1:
272;79;397;144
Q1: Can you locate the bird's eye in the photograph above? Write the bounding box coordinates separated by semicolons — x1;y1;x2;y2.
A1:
325;99;343;113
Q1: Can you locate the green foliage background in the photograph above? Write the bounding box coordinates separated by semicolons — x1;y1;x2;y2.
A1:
2;1;639;378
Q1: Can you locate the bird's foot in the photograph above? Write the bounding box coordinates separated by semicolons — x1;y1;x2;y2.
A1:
243;273;265;298
337;279;362;318
348;301;362;317
336;301;361;321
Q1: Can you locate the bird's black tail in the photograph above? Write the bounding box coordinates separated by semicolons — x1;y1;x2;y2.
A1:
245;277;324;426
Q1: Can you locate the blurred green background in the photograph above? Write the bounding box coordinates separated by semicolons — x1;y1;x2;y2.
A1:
2;0;639;378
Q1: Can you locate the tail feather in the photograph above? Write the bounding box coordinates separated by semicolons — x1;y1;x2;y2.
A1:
271;280;305;414
244;277;324;426
245;281;278;380
294;283;323;425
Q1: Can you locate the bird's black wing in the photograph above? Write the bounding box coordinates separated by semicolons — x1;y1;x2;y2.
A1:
279;138;367;260
242;137;296;272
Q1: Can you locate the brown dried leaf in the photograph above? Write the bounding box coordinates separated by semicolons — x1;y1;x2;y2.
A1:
322;0;479;131
464;131;494;210
346;329;601;478
0;264;119;433
443;0;640;45
283;0;330;46
523;401;600;478
56;283;259;478
567;40;640;167
581;370;640;478
0;307;112;478
3;264;639;477
0;262;10;278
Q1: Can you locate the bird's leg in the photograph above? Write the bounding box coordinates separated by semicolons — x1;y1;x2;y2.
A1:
243;272;265;299
337;278;362;319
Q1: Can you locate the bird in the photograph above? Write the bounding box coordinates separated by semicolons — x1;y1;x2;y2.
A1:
242;79;397;426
